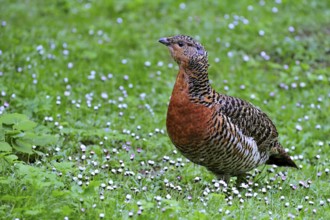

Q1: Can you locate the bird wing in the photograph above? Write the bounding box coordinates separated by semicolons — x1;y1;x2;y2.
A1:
214;94;279;150
208;110;267;171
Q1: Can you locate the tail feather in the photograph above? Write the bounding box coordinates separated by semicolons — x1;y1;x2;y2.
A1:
266;143;298;168
266;154;298;168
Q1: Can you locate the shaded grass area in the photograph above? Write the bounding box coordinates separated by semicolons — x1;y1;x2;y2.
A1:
0;0;329;219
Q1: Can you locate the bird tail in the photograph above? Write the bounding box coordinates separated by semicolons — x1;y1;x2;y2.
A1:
266;144;298;168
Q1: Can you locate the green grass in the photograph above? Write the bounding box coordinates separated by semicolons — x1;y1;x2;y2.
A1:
0;0;329;219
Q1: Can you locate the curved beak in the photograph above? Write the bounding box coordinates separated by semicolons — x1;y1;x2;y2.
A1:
158;37;170;46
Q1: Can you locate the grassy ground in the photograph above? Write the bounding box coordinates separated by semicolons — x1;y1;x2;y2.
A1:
0;0;329;219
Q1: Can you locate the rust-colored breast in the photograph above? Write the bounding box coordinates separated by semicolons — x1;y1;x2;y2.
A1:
166;70;213;151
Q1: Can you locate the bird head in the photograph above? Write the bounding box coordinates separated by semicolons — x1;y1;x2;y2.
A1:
159;35;209;72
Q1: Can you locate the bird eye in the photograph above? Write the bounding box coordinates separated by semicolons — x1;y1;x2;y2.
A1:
178;42;184;47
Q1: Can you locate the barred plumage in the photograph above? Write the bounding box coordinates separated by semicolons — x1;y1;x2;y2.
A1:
159;35;297;183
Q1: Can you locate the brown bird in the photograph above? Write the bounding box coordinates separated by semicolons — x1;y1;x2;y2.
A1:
159;35;297;183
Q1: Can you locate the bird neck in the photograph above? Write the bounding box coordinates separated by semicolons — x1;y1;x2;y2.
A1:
188;55;209;74
179;66;213;103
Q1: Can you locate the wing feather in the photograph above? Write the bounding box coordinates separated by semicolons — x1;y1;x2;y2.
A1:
215;93;278;150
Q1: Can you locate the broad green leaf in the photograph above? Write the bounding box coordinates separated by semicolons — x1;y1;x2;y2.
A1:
0;141;12;152
5;154;18;162
13;139;33;154
12;132;28;138
0;113;28;125
13;120;37;131
22;133;58;146
4;130;20;136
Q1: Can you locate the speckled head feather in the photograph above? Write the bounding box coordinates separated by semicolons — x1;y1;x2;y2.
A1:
159;35;209;73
